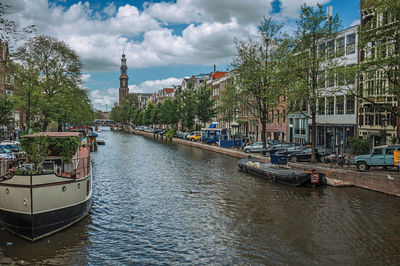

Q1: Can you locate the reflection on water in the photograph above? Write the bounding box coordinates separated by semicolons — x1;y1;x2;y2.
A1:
1;127;400;264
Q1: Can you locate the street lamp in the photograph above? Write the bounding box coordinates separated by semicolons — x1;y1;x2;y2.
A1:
381;116;388;145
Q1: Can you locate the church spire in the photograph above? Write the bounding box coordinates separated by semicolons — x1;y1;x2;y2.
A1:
119;52;129;105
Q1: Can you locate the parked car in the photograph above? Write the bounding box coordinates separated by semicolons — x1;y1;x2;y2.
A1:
263;143;296;156
288;147;332;163
176;131;190;139
275;145;308;156
354;144;400;171
187;131;202;141
242;142;264;153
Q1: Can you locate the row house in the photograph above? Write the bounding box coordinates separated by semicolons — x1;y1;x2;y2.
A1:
132;93;153;110
149;87;174;105
287;25;358;153
314;25;358;153
358;0;399;146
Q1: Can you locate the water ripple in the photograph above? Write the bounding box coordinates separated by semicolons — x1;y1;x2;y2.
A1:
1;128;400;264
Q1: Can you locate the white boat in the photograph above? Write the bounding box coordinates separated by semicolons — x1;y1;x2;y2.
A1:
0;132;92;241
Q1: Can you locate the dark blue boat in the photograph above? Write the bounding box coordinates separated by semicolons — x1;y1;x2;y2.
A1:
238;156;326;187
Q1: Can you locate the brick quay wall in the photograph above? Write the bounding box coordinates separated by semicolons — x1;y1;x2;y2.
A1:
122;125;400;197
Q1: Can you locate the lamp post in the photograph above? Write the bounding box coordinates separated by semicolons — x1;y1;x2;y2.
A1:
381;116;388;145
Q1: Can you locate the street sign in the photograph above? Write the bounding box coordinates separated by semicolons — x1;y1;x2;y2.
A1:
394;150;400;166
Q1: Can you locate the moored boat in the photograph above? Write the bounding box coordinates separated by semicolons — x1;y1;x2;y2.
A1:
238;156;326;187
0;132;92;241
97;138;105;145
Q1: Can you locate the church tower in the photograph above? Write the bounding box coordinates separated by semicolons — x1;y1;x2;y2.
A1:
119;53;129;105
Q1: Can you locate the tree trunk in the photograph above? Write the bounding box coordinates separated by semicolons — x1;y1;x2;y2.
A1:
311;112;316;163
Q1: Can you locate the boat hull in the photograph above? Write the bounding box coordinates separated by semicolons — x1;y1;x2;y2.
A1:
238;157;326;187
0;198;91;241
0;172;92;241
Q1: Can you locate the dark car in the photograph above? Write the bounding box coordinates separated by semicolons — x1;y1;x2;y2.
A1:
263;143;296;156
275;145;308;156
288;148;332;163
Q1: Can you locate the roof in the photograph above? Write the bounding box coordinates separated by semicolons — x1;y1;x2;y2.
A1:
165;88;174;94
23;132;82;138
212;71;227;80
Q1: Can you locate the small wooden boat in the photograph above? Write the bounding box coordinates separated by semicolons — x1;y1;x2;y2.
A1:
238;156;326;187
97;139;105;145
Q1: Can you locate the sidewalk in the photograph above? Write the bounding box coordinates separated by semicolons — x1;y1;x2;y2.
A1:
124;126;400;197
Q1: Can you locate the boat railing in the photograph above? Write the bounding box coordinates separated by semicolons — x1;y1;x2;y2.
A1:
56;148;90;179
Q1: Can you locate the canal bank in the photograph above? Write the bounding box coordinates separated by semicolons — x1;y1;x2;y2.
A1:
124;125;400;197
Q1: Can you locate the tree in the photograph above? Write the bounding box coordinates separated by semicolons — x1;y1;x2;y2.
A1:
0;94;15;138
15;35;87;131
13;64;41;130
0;2;35;44
288;5;341;162
232;17;290;150
110;103;123;123
120;93;139;123
195;82;216;126
143;103;154;126
176;82;196;131
218;76;240;135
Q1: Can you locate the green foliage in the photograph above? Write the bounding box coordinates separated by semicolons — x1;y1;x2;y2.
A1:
20;136;81;169
287;4;342;162
218;77;240;126
165;126;177;139
348;137;371;155
20;136;50;171
48;137;81;163
15;35;93;131
232;17;290;149
176;83;196;130
195;82;216;126
0;94;15;126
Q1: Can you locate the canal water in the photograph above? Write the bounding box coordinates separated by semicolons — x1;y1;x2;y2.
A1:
1;128;400;264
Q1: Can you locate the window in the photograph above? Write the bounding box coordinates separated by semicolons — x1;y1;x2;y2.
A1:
359;114;364;126
327;70;335;87
326;97;334;115
318;98;325;115
276;110;280;124
327;41;334;58
336;96;344;114
346;96;355;114
386;148;394;155
346;34;356;55
318;71;325;88
372;149;382;155
318;43;325;58
336;67;345;86
336;37;345;57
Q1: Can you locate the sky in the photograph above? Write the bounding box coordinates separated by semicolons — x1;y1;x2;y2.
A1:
7;0;360;111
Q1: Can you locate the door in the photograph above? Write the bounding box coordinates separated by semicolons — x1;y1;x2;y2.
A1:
384;148;395;165
371;148;385;166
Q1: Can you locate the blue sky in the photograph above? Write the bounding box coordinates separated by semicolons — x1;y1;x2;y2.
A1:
9;0;360;111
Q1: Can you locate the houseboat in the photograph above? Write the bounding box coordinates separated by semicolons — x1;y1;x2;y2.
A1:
0;132;92;241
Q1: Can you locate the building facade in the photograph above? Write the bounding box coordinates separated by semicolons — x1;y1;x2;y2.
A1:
358;0;399;146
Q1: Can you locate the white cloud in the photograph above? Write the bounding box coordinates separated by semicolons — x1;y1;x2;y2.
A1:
90;77;182;110
90;87;119;110
81;74;91;83
351;19;360;26
8;0;338;74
